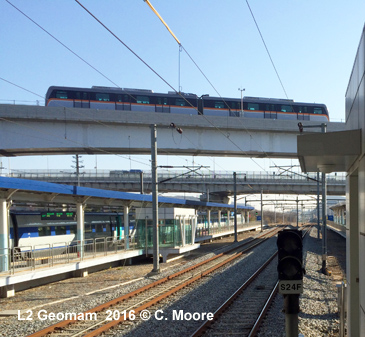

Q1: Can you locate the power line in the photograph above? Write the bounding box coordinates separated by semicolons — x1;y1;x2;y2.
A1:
245;0;289;99
5;0;121;89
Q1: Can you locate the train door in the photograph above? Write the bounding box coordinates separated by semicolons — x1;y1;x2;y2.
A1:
74;91;90;108
264;104;278;119
156;97;170;113
116;94;131;111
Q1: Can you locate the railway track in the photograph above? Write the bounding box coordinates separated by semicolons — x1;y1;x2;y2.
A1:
26;227;281;337
190;225;311;337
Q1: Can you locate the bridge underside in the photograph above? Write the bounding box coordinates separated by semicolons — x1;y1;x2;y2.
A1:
0;105;345;158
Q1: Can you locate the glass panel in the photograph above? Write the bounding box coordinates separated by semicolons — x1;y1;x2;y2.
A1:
56;91;68;99
157;97;168;105
214;101;225;109
38;226;51;236
96;93;110;101
136;95;150;104
247;103;259;111
281;105;293;112
175;98;186;106
313;107;323;114
55;226;66;235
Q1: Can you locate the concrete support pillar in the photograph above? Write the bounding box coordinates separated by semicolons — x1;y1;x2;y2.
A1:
76;202;85;259
207;210;211;235
0;198;9;272
218;210;221;229
346;171;359;337
124;205;129;250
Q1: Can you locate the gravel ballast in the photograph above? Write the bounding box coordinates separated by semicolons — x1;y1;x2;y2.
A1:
0;227;344;336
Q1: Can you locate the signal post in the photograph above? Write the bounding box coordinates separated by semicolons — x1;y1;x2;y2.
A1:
277;229;304;337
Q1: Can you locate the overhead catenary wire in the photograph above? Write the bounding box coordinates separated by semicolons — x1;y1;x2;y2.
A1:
74;0;272;173
245;0;289;100
5;1;285;177
142;0;279;172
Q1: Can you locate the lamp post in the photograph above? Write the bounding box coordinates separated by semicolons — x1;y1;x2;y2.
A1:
238;87;245;116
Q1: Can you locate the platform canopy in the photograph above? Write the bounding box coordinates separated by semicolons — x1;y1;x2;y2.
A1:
0;177;253;211
297;129;361;173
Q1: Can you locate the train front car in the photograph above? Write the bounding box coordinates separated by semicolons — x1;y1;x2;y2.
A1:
45;86;199;114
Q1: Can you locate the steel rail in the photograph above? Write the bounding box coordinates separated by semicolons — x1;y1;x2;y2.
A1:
190;225;312;337
190;252;278;337
248;281;279;337
27;227;281;337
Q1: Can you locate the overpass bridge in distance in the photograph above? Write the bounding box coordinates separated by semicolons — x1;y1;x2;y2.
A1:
10;170;346;202
0;104;345;158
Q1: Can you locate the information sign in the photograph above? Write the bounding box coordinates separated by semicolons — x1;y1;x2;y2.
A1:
41;212;75;220
279;280;303;294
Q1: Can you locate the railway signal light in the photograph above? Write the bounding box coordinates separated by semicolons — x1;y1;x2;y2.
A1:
277;229;304;282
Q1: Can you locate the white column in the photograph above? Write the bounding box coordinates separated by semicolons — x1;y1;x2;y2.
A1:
218;210;221;229
76;202;85;259
346;172;359;336
207;210;211;235
0;199;9;272
124;205;129;250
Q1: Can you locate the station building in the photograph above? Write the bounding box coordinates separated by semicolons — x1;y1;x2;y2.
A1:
298;24;365;336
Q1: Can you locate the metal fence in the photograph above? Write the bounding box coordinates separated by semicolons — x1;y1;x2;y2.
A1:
195;221;261;238
0;236;137;275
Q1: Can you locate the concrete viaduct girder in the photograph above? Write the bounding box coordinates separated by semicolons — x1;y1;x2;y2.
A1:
0;104;345;158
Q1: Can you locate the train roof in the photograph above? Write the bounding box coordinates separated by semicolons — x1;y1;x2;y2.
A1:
46;86;327;108
46;86;197;98
203;95;327;107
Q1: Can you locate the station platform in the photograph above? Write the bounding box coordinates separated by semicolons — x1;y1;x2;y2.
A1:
327;220;346;238
195;223;261;243
0;224;260;298
0;242;203;298
0;248;145;298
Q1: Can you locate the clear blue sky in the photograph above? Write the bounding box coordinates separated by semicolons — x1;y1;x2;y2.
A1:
1;0;364;174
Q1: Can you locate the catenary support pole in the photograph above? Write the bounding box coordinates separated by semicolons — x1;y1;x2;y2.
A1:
151;124;160;274
260;189;263;232
234;172;237;242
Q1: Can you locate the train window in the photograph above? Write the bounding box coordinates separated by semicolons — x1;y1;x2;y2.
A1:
175;98;186;106
85;224;92;233
55;226;66;235
247;103;260;111
96;93;110;101
136;95;150;104
157;97;168;105
265;104;277;111
295;106;308;113
281;105;293;112
38;226;51;236
229;101;240;110
214;101;225;109
75;92;89;100
313;107;323;114
56;91;68;99
69;225;76;234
